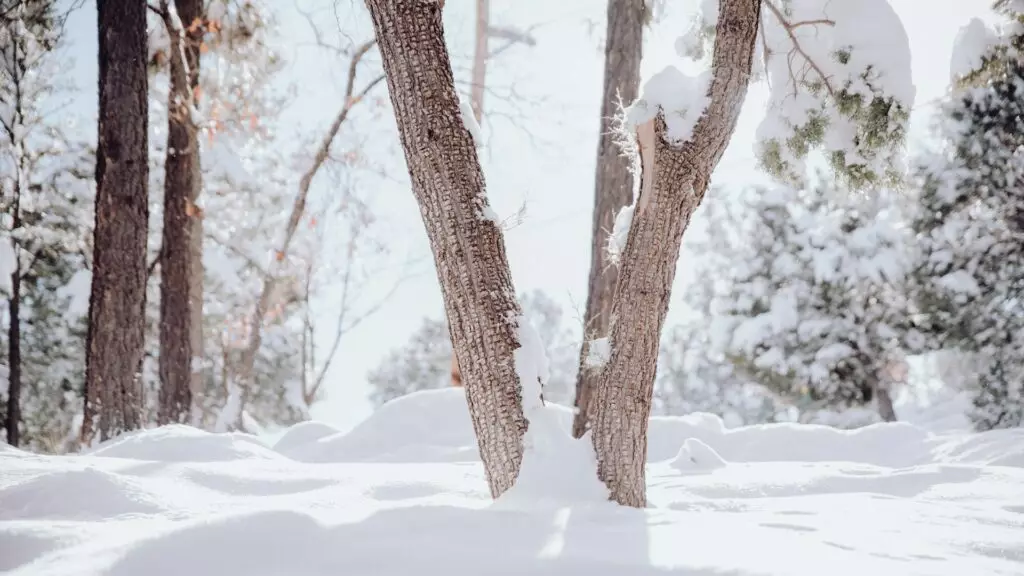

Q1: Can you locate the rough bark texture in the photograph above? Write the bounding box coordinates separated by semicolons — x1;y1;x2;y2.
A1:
158;0;204;425
571;0;645;440
588;0;761;507
5;255;21;446
81;0;149;444
365;0;528;498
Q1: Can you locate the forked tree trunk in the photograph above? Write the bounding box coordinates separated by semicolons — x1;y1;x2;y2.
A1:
82;0;150;444
572;0;645;439
365;0;528;498
159;0;204;425
587;0;761;507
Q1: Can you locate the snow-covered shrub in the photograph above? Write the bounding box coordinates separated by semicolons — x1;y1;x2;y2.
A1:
367;291;580;407
0;0;93;452
691;181;911;423
909;6;1024;430
653;322;795;427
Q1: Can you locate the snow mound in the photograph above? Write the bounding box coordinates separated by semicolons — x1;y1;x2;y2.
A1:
0;467;164;520
283;389;481;463
4;389;1024;575
86;425;283;463
670;438;727;473
272;421;341;455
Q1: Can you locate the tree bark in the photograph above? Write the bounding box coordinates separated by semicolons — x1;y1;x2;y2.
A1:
5;244;21;447
365;0;528;498
571;0;645;439
158;0;204;426
81;0;149;445
588;0;761;507
875;380;898;422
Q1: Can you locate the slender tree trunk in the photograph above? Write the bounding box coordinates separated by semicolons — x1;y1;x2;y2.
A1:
159;0;204;426
5;247;21;447
365;0;528;498
588;0;761;507
81;0;149;445
572;0;645;439
470;0;488;123
874;379;898;422
3;8;27;447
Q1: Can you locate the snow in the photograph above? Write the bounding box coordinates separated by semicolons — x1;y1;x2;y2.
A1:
950;18;999;82
627;67;711;144
503;314;608;505
583;336;611;369
458;94;483;148
0;238;14;295
3;389;1024;575
607;203;634;263
753;0;916;183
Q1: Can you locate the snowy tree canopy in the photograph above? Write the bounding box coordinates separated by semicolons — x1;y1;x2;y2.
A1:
910;3;1024;430
687;180;911;423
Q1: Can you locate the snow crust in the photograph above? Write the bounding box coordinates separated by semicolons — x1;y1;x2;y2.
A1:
3;389;1024;575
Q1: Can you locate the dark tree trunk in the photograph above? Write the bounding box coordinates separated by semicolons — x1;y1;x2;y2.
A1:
5;256;21;447
81;0;149;445
572;0;645;439
158;0;204;426
365;0;528;498
588;0;761;507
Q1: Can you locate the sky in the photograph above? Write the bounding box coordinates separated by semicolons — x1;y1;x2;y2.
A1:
59;0;989;433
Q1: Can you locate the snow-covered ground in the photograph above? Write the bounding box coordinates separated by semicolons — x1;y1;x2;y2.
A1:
2;388;1024;575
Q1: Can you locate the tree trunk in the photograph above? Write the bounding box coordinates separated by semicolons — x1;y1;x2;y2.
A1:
81;0;149;445
588;0;761;507
5;255;21;447
571;0;645;439
875;381;898;422
365;0;528;498
159;0;204;426
470;0;488;123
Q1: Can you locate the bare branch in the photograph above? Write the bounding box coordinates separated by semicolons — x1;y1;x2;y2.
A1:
232;38;384;392
486;25;537;46
763;0;837;98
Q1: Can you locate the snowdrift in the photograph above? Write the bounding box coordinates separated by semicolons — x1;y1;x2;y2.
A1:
2;388;1023;575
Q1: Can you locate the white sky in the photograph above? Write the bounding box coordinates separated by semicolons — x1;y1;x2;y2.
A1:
60;0;988;433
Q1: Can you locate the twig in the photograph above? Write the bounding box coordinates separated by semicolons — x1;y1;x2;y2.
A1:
763;0;837;98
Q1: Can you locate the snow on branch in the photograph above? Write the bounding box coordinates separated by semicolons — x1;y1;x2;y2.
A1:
680;0;915;188
757;0;915;188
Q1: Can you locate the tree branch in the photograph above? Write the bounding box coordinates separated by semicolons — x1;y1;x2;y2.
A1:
763;0;836;98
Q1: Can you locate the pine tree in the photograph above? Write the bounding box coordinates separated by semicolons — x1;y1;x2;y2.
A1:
695;181;910;425
0;0;93;450
910;3;1024;430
